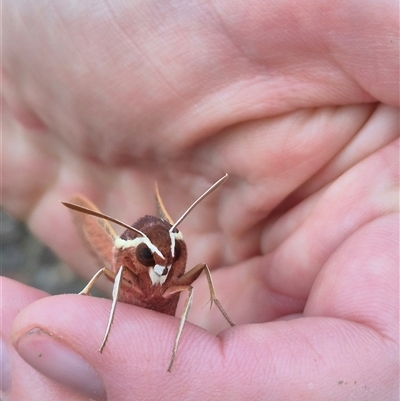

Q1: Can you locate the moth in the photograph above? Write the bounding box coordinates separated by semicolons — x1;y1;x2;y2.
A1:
62;174;234;371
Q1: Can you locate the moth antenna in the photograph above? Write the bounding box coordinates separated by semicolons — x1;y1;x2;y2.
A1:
170;173;228;232
61;201;148;238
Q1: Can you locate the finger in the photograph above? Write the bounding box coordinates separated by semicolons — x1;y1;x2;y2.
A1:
262;139;399;300
1;277;93;401
305;214;398;338
11;276;397;401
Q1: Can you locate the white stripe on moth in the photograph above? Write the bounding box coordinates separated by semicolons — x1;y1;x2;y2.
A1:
114;237;165;260
169;230;183;258
172;230;183;240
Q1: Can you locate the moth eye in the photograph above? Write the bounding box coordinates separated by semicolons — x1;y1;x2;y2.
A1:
174;241;181;260
136;243;155;267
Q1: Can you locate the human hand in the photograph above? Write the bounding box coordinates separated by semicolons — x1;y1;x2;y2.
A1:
2;0;398;400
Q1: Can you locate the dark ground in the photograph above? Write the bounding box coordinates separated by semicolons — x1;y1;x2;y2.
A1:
1;208;87;295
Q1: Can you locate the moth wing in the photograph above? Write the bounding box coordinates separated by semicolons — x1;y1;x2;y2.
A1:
154;182;174;224
67;195;117;268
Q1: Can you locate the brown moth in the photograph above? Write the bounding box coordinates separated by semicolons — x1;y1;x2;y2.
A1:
62;174;234;371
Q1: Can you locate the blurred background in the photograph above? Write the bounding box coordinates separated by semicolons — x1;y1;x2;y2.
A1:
1;208;87;295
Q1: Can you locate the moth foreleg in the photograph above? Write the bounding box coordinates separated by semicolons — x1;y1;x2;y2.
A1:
202;264;235;327
163;285;194;372
99;265;124;352
177;263;235;327
79;267;116;295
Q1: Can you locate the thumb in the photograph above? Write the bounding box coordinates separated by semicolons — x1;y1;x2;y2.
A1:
12;294;234;400
1;278;93;401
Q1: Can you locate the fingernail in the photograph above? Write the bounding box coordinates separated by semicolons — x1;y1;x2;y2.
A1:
0;337;12;392
15;328;106;401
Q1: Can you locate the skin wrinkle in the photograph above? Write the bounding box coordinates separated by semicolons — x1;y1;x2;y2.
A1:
298;105;381;198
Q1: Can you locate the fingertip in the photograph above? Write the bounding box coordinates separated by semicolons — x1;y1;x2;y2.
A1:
10;294;237;397
15;327;107;400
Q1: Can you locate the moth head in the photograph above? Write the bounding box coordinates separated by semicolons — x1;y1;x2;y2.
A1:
63;174;228;287
114;215;187;285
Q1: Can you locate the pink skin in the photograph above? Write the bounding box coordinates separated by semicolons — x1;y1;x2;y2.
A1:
1;0;398;400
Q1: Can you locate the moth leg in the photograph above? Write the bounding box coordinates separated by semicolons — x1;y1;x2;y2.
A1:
99;265;124;352
177;263;235;327
202;264;235;327
163;285;194;372
78;268;116;295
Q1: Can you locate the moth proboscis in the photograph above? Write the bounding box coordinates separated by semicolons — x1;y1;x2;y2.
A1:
62;173;234;372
